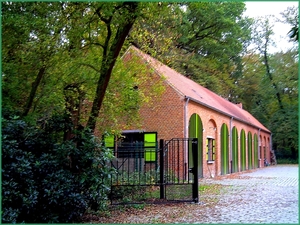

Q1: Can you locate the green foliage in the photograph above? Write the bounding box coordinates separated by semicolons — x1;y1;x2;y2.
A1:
244;50;298;159
276;158;298;164
95;54;165;134
2;113;115;223
280;6;299;42
2;2;69;117
172;1;250;98
127;2;250;100
2;2;160;134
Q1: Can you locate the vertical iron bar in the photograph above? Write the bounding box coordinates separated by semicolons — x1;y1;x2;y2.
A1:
110;160;113;205
159;139;165;199
192;138;199;203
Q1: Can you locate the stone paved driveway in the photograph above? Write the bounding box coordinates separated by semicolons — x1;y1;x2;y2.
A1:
199;164;299;224
85;164;298;224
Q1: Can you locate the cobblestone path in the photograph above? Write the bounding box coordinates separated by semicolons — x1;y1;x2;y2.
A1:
198;165;299;224
85;165;298;224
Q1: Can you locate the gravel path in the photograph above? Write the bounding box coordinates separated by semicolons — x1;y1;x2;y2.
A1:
198;165;299;224
84;165;298;224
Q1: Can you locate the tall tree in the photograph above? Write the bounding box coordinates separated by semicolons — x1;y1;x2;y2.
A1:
85;2;140;131
2;2;66;117
126;2;251;101
250;16;284;110
280;6;299;42
172;1;250;100
2;2;143;133
267;50;298;159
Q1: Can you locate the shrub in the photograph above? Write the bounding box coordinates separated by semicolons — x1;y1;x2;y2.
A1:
2;114;115;223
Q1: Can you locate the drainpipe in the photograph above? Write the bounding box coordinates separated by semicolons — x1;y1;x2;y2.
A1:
229;117;233;173
258;128;261;168
184;97;190;139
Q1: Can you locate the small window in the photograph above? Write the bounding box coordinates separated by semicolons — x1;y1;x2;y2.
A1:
206;138;216;161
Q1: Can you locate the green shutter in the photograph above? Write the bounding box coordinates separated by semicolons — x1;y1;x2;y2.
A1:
206;138;209;160
212;139;216;160
104;135;114;148
144;133;156;162
221;124;229;175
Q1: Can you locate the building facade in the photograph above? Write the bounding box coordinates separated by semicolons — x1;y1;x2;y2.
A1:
117;46;272;178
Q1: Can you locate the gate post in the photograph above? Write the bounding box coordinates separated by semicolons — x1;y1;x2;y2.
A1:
192;138;199;203
159;139;165;199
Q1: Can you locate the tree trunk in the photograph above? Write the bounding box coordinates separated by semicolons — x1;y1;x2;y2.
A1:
22;65;46;117
263;47;284;110
86;2;139;132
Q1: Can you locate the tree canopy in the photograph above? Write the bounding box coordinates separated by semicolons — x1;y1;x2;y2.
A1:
2;1;298;163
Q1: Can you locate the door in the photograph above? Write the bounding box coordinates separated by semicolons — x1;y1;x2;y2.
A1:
188;113;203;178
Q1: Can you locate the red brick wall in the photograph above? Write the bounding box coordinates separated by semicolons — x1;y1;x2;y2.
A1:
121;49;272;178
138;84;185;141
186;101;271;177
133;77;272;178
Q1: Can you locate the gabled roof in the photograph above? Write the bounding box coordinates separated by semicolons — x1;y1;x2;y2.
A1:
125;46;270;133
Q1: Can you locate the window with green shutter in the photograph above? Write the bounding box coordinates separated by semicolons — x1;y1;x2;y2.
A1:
104;135;115;148
206;137;215;162
144;133;157;162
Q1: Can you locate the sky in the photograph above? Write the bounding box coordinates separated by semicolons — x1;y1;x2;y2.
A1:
243;1;298;53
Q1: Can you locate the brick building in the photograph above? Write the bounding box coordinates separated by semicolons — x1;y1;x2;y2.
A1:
115;46;272;178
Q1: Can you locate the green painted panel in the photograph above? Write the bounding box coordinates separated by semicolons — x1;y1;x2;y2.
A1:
212;139;216;160
188;113;203;178
248;132;253;169
254;134;258;168
240;130;246;171
232;127;238;173
144;133;157;162
104;135;114;148
206;138;209;161
221;124;229;175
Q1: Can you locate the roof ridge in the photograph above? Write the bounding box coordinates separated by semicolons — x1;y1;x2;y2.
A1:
125;45;270;132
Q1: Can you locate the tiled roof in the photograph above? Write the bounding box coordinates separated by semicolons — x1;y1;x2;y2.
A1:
126;46;270;133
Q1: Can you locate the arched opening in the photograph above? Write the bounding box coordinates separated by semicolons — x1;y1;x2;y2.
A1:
248;132;253;169
264;136;267;165
188;113;203;178
254;134;258;168
221;124;229;175
240;129;246;171
206;120;217;161
232;126;238;173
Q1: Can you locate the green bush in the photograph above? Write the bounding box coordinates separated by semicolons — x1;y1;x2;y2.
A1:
276;158;298;164
2;114;115;223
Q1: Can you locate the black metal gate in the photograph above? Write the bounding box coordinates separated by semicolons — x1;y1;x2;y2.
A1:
109;138;198;204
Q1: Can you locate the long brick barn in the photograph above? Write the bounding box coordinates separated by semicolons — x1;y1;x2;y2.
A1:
107;46;273;179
